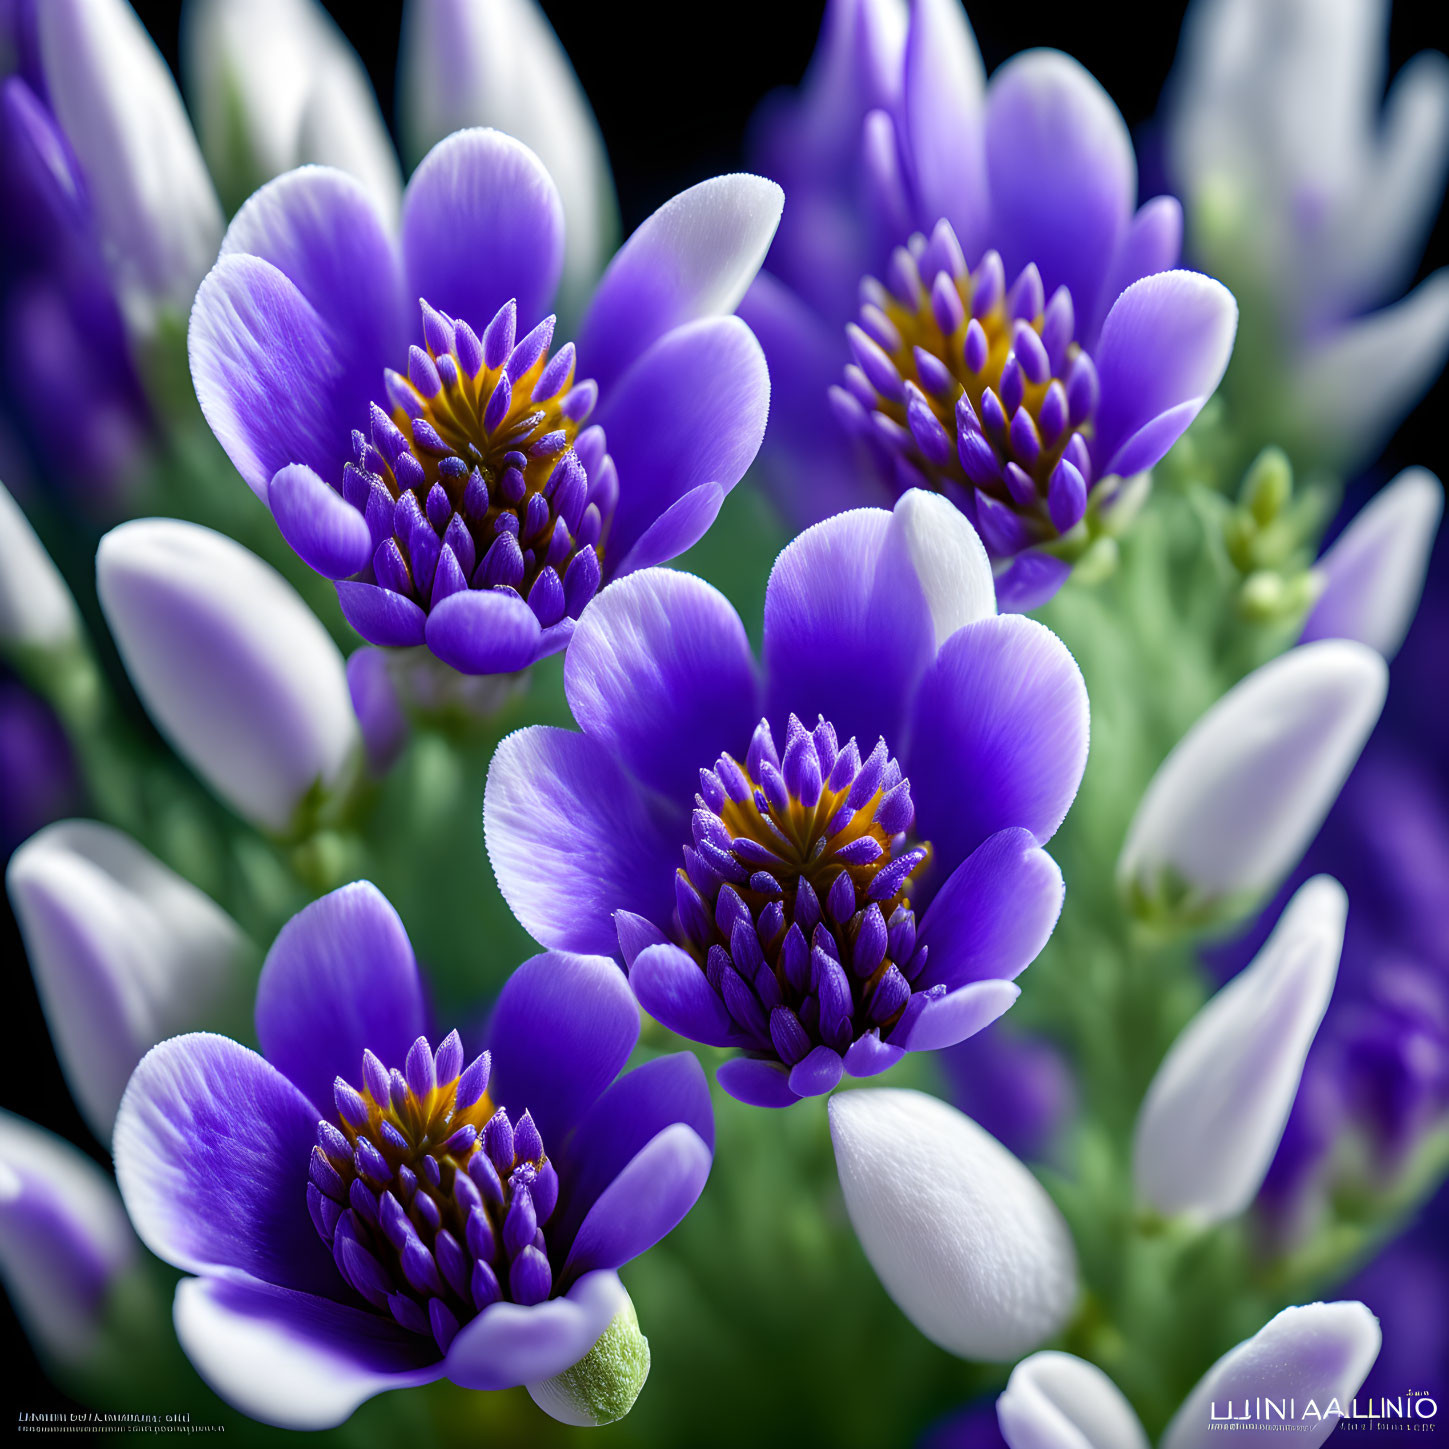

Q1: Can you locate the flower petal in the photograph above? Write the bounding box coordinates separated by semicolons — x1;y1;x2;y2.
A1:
630;944;738;1049
907;615;1088;879
484;725;681;956
1163;1302;1381;1449
763;506;934;753
998;1351;1150;1449
829;1089;1077;1360
915;828;1064;991
561;1123;712;1279
401;127;564;336
1133;876;1345;1225
268;463;373;579
255;882;428;1114
564;567;759;803
1301;467;1444;660
889;979;1020;1052
424;587;544;675
7;820;248;1140
715;1056;797;1109
444;1267;625;1391
173;1275;441;1431
984;50;1134;335
890;488;997;647
335;581;427;647
614;482;726;577
1096;196;1183;336
486;950;639;1144
0;478;79;648
578;174;783;392
1091;269;1238;479
594;316;770;567
113;1033;340;1296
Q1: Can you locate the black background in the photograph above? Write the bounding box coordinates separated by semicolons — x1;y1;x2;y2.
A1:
4;0;1446;1417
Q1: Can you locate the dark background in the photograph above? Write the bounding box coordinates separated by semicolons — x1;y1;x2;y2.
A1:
4;0;1446;1415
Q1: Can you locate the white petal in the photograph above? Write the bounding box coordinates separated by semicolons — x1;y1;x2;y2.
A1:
828;1089;1077;1361
40;0;222;330
6;821;249;1140
399;0;618;306
1134;876;1345;1224
1118;640;1386;904
96;519;359;834
0;477;79;649
0;1109;138;1365
997;1352;1149;1449
1163;1301;1381;1449
183;0;401;217
1288;270;1449;472
1302;467;1443;659
888;489;996;648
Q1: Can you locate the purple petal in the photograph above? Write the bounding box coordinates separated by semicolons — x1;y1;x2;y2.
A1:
914;828;1064;990
401;129;563;338
842;1031;906;1079
346;648;409;775
614;910;671;970
113;1034;341;1296
268;464;372;579
484;726;681;956
173;1276;442;1430
423;588;543;675
715;1056;798;1108
335;581;427;647
983;50;1135;334
787;1044;845;1098
1091;270;1239;479
906;615;1088;878
564;567;759;802
889;979;1020;1051
992;551;1072;613
630;944;737;1048
1095;195;1183;343
578;174;783;392
763;507;934;753
593;316;770;566
901;0;988;259
443;1268;625;1391
485;950;639;1143
615;482;726;576
255;882;428;1114
560;1124;711;1279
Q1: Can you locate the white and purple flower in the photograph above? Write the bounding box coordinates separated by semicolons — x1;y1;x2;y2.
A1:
744;0;1238;608
112;881;713;1428
188;126;780;676
485;489;1088;1106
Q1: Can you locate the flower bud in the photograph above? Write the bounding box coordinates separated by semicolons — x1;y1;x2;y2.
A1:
829;1089;1077;1361
0;1110;139;1368
1134;876;1346;1225
96;519;360;834
1302;467;1444;661
0;478;79;651
7;820;251;1139
526;1285;651;1426
998;1351;1149;1449
38;0;222;332
1119;641;1385;921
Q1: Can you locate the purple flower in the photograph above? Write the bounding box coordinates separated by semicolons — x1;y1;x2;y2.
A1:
485;489;1087;1106
744;2;1237;608
188;127;780;676
112;881;713;1429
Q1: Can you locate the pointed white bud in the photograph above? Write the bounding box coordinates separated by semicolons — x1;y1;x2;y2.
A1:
1118;641;1385;914
1163;1301;1381;1449
1302;466;1443;660
0;478;79;650
0;1110;139;1367
96;519;359;834
998;1351;1149;1449
1134;876;1346;1224
39;0;223;333
182;0;401;217
7;821;250;1140
829;1089;1077;1361
399;0;618;304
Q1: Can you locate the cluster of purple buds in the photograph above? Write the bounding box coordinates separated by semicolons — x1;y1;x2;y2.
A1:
345;296;614;635
308;1028;558;1355
676;713;937;1093
830;220;1100;561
